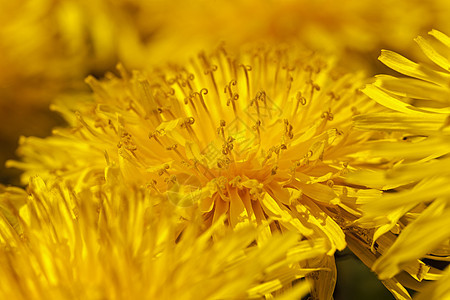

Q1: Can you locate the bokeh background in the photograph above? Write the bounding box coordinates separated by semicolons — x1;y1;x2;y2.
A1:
2;1;449;298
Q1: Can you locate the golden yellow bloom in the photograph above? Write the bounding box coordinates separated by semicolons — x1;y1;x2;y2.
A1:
8;44;410;297
0;0;120;182
0;175;319;299
349;30;450;297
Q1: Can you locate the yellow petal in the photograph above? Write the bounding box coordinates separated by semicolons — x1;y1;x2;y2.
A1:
362;85;426;115
373;201;450;279
379;50;450;86
429;29;450;48
415;35;450;71
375;75;450;103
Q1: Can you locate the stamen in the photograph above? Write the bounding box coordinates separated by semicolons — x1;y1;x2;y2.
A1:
293;91;307;117
301;150;313;166
184;92;196;108
157;164;170;176
304;65;314;80
146;179;161;194
166;144;185;160
217;157;231;169
282;64;296;72
191;88;216;133
229;176;242;188
258;91;270;118
181;117;200;144
248;184;264;201
261;147;274;166
251;91;268;121
239;64;252;97
191;88;209;113
307;79;321;103
284;75;293;104
185;72;195;91
167;66;195;97
224;80;239;115
117;131;137;159
199;52;220;97
92;116;105;130
351;106;359;115
217;120;226;141
227;56;238;84
177;72;195;96
148;130;165;148
252;120;262;142
284;119;294;140
222;136;235;155
108;120;118;134
126;98;141;116
271;166;278;175
314;59;327;74
289;160;303;180
164;175;177;185
327;91;340;101
274;144;287;163
321;110;334;121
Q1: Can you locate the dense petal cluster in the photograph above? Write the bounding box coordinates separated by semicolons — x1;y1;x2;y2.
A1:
350;30;450;297
0;175;319;299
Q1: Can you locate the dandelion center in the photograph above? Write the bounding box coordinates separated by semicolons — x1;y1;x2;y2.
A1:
12;45;378;256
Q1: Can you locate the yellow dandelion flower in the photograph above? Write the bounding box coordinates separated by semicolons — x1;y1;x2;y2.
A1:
349;30;450;296
9;44;403;297
0;175;319;299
